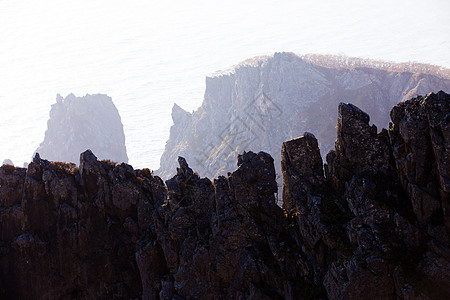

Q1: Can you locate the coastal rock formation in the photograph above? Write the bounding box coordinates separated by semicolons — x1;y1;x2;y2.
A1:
157;52;450;190
0;92;449;299
0;152;142;298
321;91;449;299
35;93;128;164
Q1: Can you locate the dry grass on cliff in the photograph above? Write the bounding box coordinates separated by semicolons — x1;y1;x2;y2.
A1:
299;53;450;79
101;159;117;168
140;168;153;179
220;52;450;79
51;162;78;175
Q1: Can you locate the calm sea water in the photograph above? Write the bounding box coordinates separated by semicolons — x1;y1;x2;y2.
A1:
1;0;449;170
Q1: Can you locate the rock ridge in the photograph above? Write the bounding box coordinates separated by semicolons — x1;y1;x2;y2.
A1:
0;92;449;299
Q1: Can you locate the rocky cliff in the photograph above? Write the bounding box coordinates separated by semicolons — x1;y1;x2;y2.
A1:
0;92;449;299
157;52;450;191
35;93;128;164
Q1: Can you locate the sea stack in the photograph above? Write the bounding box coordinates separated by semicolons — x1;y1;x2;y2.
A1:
35;93;128;164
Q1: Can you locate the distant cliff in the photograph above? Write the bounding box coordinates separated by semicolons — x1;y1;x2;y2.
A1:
157;52;450;191
35;93;128;164
0;92;448;299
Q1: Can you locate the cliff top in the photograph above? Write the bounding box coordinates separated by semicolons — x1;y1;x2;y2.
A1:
211;52;450;79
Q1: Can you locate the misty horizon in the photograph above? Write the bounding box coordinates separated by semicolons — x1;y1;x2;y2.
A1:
1;0;449;169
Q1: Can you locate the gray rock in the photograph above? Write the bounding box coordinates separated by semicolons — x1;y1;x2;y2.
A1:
36;93;128;164
157;52;450;194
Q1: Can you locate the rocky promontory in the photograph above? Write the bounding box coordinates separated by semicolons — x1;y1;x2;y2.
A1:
0;92;449;299
158;52;450;190
35;93;128;164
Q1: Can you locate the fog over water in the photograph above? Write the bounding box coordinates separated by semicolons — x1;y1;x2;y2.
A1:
1;0;449;169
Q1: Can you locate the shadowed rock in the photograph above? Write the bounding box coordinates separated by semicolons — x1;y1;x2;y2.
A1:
0;92;449;299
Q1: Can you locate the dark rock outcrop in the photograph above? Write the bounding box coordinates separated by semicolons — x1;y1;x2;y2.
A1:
35;93;128;164
1;92;449;299
148;152;304;298
157;52;450;186
0;151;143;298
321;92;449;299
390;92;449;231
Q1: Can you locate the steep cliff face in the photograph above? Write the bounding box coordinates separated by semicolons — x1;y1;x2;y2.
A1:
0;92;449;299
36;93;128;164
0;152;145;298
157;52;450;187
143;152;308;299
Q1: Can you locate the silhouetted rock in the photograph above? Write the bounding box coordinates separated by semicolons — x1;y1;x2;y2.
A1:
35;93;128;164
321;92;450;299
152;152;292;298
0;92;449;299
325;102;391;194
0;151;142;298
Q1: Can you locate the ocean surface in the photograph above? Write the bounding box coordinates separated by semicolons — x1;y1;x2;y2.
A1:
1;0;449;170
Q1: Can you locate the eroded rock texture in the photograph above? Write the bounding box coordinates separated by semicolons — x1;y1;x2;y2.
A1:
319;92;450;299
0;152;147;298
1;92;449;299
146;152;309;299
36;93;128;164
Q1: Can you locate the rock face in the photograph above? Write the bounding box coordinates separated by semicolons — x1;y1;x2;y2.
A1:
157;52;450;188
0;152;143;298
0;92;449;299
320;92;449;299
36;93;128;164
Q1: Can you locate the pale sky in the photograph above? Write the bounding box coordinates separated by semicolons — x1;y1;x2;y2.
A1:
1;0;449;168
